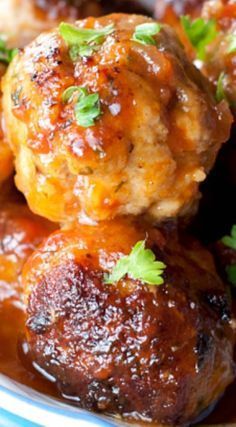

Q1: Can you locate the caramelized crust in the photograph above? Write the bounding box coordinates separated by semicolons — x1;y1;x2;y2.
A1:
23;219;235;425
3;14;232;224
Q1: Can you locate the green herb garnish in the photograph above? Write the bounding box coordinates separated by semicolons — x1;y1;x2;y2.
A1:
180;16;217;60
226;264;236;287
216;72;227;102
62;86;101;127
227;34;236;54
132;22;162;46
222;225;236;250
62;86;81;103
59;22;114;59
104;240;166;285
0;36;18;64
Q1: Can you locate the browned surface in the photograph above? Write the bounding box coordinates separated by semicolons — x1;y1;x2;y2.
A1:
22;219;235;425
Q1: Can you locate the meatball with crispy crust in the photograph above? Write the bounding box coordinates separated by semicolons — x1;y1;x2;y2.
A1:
23;218;235;425
3;14;232;225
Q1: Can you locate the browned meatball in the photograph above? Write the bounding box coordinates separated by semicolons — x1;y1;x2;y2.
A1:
2;14;232;224
23;218;235;426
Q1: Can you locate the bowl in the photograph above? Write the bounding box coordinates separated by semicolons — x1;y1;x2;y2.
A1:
0;373;125;427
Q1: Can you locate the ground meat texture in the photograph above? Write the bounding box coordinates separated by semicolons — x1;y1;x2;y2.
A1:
0;199;55;305
2;14;232;225
200;0;236;118
23;218;235;426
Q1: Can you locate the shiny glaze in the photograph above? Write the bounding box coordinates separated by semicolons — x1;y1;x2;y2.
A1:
3;14;232;224
22;219;235;425
0;201;55;304
0;198;57;394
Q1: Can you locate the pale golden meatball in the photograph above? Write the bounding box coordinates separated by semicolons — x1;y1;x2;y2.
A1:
3;14;232;224
23;219;235;425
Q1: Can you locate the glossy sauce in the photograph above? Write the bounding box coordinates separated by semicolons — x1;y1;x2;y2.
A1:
0;265;235;425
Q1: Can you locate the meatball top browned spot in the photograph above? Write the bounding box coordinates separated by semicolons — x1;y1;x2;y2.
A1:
23;218;235;425
2;14;232;224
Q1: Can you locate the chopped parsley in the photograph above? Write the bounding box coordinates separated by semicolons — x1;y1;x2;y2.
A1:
104;240;166;285
59;22;114;59
226;265;236;287
221;226;236;287
62;86;101;127
180;16;217;60
222;225;236;250
132;22;162;46
0;35;18;64
216;72;227;103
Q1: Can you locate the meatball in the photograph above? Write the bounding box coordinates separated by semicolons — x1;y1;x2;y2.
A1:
0;65;13;185
200;0;236;118
2;14;232;224
23;218;235;425
0;200;55;305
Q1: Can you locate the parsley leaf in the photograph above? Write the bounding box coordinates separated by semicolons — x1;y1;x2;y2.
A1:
62;85;81;103
104;240;166;285
226;264;236;287
222;225;236;250
216;72;227;102
180;16;217;60
132;22;162;46
59;22;114;59
0;35;18;64
227;34;236;54
62;86;101;127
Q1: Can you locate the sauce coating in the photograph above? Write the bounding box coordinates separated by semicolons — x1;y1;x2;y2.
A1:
22;219;235;425
2;14;232;224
